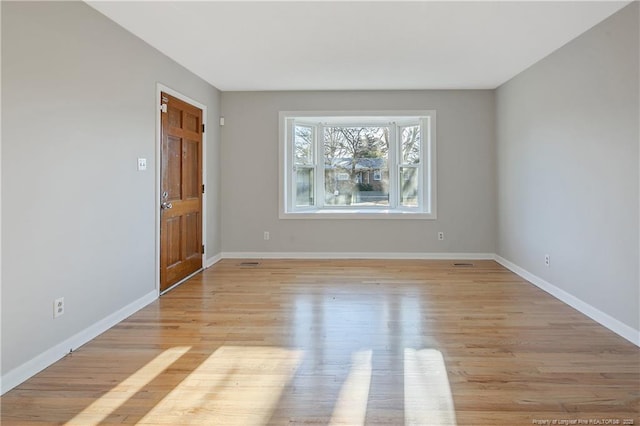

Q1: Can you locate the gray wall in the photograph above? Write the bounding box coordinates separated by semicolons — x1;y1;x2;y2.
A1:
1;1;221;375
221;90;496;254
496;2;639;330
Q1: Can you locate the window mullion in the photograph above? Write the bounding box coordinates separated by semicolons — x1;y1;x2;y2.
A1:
389;123;398;209
417;120;424;210
316;123;324;209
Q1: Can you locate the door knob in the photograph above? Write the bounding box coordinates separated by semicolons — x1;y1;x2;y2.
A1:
161;202;173;210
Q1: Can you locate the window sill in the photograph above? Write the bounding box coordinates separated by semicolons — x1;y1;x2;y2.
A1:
280;209;436;220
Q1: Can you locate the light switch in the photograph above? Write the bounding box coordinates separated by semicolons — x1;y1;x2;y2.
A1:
137;158;147;171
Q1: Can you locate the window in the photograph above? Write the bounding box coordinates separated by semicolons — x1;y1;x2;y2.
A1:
280;111;436;219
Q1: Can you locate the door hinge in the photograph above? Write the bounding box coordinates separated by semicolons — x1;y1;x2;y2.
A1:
202;123;205;133
202;184;205;194
202;244;205;254
160;104;167;113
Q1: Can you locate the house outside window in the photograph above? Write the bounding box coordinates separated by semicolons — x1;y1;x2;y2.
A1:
280;111;436;219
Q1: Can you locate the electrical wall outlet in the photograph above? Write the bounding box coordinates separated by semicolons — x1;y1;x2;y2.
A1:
54;297;64;318
264;231;270;241
438;231;444;241
544;254;550;267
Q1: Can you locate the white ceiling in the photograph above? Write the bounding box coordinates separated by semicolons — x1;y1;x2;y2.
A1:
86;1;631;91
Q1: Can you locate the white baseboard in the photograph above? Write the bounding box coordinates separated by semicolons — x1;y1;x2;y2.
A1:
221;251;495;260
494;255;640;347
0;289;158;395
205;253;222;268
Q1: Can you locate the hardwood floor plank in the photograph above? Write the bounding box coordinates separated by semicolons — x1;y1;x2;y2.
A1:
1;260;638;425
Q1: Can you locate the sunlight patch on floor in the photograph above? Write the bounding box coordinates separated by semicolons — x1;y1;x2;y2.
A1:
404;348;457;426
329;350;373;426
65;346;191;426
137;345;303;425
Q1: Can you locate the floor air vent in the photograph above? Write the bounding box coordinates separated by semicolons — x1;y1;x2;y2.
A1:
239;261;260;267
453;262;474;267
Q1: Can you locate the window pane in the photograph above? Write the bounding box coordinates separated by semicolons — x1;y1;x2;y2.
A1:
401;125;421;165
294;125;313;165
296;167;314;207
400;167;419;207
323;126;389;206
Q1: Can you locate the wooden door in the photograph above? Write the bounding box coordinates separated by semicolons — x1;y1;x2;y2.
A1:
160;92;203;292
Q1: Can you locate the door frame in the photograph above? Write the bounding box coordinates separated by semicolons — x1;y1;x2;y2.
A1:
155;83;208;295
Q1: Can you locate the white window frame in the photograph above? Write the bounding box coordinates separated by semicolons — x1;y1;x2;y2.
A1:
279;111;437;220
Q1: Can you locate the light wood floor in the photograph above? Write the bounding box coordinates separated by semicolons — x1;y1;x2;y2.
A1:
1;260;638;425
